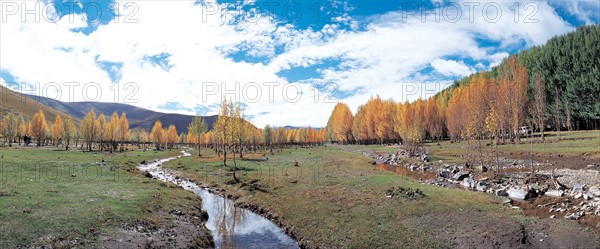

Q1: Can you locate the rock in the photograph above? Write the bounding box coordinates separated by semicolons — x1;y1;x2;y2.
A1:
476;182;487;192
451;166;460;174
461;178;475;188
550;215;555;219
495;188;509;197
453;171;470;181
573;183;584;192
588;186;600;197
545;189;564;197
564;212;581;220
574;193;583;199
527;188;540;199
169;209;184;216
438;171;451;179
553;179;568;191
508;188;528;200
500;196;512;204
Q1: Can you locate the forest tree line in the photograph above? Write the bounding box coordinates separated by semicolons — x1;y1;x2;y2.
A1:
0;103;327;154
326;25;600;153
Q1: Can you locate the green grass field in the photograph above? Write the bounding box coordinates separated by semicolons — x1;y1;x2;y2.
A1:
321;130;599;165
422;130;600;164
1;130;597;248
164;142;599;248
0;147;210;248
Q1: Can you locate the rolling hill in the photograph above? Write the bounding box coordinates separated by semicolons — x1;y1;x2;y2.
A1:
0;85;72;124
24;93;218;133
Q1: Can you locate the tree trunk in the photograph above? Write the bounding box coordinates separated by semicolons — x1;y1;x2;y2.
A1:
223;144;227;167
232;144;238;183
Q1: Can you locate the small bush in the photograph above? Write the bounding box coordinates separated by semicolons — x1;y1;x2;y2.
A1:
385;187;426;200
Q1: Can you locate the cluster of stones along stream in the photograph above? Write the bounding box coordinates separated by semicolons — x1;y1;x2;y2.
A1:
351;147;600;221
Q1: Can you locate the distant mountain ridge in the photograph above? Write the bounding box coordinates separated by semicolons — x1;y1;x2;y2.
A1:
24;94;217;133
0;85;70;123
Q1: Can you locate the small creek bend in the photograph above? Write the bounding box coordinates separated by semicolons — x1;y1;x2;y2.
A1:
138;151;298;249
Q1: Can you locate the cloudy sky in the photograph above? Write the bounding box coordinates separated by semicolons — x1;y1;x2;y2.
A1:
1;0;598;127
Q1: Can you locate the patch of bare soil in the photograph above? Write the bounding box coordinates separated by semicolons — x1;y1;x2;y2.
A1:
504;151;599;170
418;208;600;249
97;205;213;248
378;163;437;181
514;196;600;229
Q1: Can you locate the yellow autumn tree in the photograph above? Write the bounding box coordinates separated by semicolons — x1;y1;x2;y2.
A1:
150;120;164;150
326;103;354;144
139;129;149;151
51;114;64;146
1;113;18;146
106;112;119;152
214;98;233;166
166;124;178;149
187;116;207;156
118;112;130;152
394;101;424;156
97;113;107;150
31;110;49;146
63;115;76;150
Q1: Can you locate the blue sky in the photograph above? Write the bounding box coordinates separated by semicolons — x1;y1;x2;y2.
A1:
0;0;598;127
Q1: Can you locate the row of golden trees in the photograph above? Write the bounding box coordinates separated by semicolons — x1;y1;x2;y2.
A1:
0;101;328;156
80;110;132;152
327;56;533;155
205;99;327;181
0;110;78;149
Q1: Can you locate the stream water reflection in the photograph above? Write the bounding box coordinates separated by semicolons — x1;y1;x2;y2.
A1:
138;152;298;249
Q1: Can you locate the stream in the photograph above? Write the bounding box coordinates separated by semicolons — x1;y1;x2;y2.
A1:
138;151;299;249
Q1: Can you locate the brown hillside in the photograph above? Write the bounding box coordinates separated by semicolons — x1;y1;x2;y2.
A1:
0;85;71;122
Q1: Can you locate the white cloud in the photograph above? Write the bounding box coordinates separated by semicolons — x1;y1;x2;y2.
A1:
0;0;583;127
431;59;473;77
488;52;510;67
547;0;600;25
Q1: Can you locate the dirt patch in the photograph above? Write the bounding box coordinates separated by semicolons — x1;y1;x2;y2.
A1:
97;200;213;248
378;163;437;180
513;196;600;229
504;152;599;170
418;208;600;249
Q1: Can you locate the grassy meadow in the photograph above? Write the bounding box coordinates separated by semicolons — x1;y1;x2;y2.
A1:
1;130;598;248
164;136;600;248
0;147;211;248
422;130;600;165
